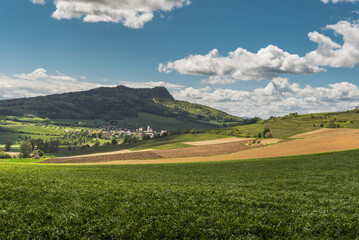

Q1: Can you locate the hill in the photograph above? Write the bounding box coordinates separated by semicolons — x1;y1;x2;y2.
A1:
208;110;359;139
0;86;242;130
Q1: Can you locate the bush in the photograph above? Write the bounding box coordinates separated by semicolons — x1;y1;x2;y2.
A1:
111;139;118;145
263;127;270;137
0;151;11;159
31;149;44;157
4;140;12;152
265;132;273;138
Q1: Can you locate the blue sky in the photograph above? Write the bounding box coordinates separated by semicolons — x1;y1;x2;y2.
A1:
0;0;359;117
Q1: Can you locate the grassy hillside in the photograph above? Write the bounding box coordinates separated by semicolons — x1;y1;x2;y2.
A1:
1;150;359;238
0;86;242;129
209;110;359;139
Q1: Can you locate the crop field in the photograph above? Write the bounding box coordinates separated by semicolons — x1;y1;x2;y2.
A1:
130;133;232;150
72;128;358;165
0;131;55;145
43;140;257;163
1;150;359;238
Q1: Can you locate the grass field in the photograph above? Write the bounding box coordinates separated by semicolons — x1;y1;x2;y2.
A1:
0;125;61;136
210;111;359;139
130;133;231;150
61;133;232;157
52;112;216;130
0;150;359;238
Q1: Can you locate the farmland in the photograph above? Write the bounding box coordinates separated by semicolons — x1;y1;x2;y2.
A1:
1;150;359;238
209;110;359;139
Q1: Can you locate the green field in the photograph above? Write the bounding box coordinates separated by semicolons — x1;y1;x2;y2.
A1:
0;125;61;136
130;133;231;150
0;150;359;238
210;111;359;139
64;133;230;156
53;112;216;130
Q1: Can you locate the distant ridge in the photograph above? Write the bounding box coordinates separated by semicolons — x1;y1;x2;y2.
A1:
0;85;242;129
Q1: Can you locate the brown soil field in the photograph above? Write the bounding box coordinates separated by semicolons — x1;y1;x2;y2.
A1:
80;128;359;165
41;128;359;165
184;137;253;146
41;140;257;164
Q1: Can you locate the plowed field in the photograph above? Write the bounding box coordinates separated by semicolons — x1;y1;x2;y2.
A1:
42;140;256;164
85;128;359;165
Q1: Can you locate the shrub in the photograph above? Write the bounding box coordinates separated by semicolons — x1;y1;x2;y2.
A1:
31;149;44;157
263;127;270;137
111;139;118;145
0;151;11;159
4;140;12;152
265;132;273;138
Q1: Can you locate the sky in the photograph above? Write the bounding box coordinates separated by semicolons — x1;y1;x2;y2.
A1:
0;0;359;118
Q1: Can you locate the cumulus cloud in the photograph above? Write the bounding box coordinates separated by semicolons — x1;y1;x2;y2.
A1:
120;81;184;89
306;20;359;68
31;0;45;4
172;78;359;118
31;0;190;28
159;46;322;83
0;68;101;99
322;0;359;3
159;20;359;84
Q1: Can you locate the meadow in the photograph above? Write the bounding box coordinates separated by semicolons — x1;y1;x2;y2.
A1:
210;111;359;139
0;150;358;239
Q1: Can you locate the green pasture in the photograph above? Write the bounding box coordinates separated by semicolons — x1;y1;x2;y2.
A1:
52;112;215;130
0;150;358;238
130;133;231;150
0;125;61;135
210;111;359;139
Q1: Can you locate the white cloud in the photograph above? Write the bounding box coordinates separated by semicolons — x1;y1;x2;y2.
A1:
159;46;322;83
172;78;359;118
159;20;359;84
119;80;184;89
0;68;101;99
322;0;359;3
31;0;190;28
31;0;45;4
0;69;185;99
306;20;359;68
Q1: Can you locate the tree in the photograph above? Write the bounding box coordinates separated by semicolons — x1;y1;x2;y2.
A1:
263;127;270;137
264;132;273;138
4;140;12;152
20;141;32;158
111;139;118;145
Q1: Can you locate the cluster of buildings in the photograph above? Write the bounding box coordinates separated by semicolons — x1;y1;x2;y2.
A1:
91;125;167;140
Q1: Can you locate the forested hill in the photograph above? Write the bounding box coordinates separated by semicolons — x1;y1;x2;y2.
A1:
0;86;242;127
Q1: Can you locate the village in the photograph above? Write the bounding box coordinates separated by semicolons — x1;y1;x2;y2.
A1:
88;125;168;141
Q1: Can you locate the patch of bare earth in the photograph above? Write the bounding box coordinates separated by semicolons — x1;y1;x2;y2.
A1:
41;140;258;164
81;128;359;165
184;137;253;146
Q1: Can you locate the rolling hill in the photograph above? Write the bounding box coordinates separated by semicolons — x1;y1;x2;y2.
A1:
0;86;242;130
208;110;359;139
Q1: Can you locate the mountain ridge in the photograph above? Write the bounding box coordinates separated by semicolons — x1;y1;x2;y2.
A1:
0;85;242;130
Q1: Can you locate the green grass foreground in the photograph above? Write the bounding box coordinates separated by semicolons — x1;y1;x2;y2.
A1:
1;150;359;239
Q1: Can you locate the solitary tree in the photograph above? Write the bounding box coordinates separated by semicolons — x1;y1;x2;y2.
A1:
263;127;270;137
20;141;32;158
4;140;12;152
